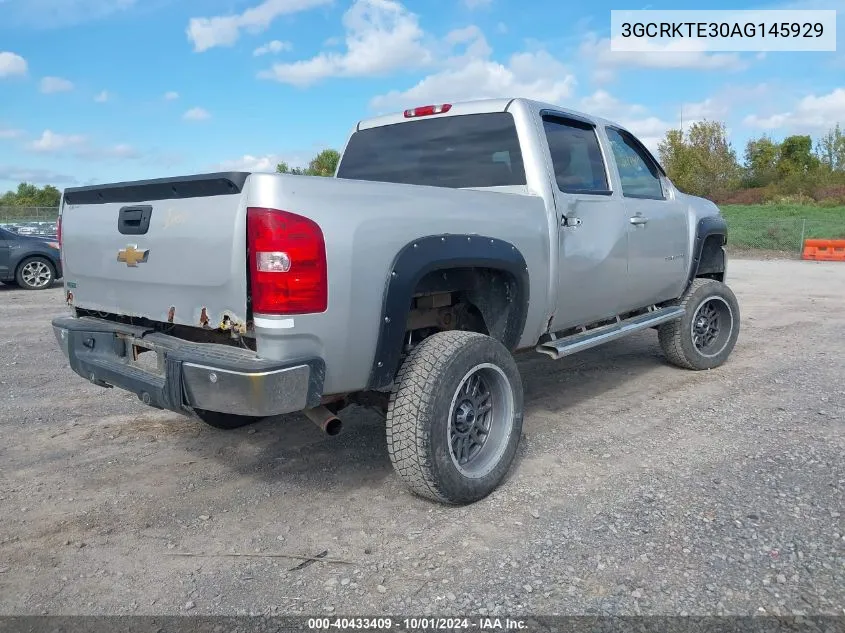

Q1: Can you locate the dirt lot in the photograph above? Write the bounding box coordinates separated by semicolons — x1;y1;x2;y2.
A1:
0;259;843;617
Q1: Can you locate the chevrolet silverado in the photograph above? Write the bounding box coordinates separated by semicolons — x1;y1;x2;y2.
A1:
52;97;739;505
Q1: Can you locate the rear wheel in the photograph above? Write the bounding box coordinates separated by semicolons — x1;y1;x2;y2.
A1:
386;330;524;505
16;257;55;290
194;409;262;430
658;278;740;370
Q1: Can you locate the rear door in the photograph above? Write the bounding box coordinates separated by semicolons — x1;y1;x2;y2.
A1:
60;173;250;329
603;127;688;310
542;114;629;331
0;228;11;278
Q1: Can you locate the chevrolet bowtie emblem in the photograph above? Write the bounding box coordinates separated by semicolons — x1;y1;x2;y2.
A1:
117;245;149;267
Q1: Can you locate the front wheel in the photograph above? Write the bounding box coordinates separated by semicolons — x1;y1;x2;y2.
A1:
386;331;524;505
658;278;740;370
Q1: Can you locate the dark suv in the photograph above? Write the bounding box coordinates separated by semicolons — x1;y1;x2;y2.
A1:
0;226;62;290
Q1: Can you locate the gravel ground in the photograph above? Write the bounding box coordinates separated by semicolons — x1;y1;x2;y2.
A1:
0;259;843;617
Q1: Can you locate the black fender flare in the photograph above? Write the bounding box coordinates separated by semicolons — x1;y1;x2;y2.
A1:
367;234;529;390
687;215;728;287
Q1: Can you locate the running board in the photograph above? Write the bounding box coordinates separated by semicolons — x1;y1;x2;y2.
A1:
536;306;685;360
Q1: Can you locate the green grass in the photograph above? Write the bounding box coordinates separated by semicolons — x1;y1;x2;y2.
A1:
720;204;845;252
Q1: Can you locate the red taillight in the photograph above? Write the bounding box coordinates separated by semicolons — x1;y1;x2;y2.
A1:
403;103;452;118
247;207;327;315
56;215;62;247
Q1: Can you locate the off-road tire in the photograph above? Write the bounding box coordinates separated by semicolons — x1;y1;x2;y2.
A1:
15;256;55;290
658;278;740;370
194;409;261;430
386;330;524;505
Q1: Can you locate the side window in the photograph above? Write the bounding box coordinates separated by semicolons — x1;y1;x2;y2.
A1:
605;127;664;199
542;117;609;194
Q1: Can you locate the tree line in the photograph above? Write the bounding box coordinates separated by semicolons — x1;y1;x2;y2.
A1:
1;183;62;207
657;121;845;205
276;149;340;177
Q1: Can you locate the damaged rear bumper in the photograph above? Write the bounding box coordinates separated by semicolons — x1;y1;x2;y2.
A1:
51;316;325;418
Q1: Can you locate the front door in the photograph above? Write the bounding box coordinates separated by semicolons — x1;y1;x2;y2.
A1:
603;127;688;310
542;115;629;331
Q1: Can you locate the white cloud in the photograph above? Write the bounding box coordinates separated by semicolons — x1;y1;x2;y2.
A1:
578;90;648;119
679;98;728;121
619;116;677;153
253;39;292;56
0;52;28;77
20;128;143;163
187;0;331;52
258;0;433;86
569;90;684;152
183;107;211;121
579;33;747;81
261;1;576;109
744;113;789;129
40;76;74;93
665;83;772;129
371;51;576;111
214;154;287;172
26;130;87;153
213;148;321;173
743;87;845;132
76;143;140;160
163;91;180;100
0;127;25;140
446;25;489;51
370;26;575;111
94;90;110;102
105;144;138;159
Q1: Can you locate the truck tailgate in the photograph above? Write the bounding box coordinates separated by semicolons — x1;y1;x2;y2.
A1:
60;173;250;330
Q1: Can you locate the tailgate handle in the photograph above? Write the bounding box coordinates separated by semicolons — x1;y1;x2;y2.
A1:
118;205;153;235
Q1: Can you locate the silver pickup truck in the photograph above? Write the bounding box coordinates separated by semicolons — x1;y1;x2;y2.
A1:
52;97;739;505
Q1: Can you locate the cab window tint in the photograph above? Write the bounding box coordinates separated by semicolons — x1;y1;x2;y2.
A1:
336;113;526;188
605;127;664;199
542;117;609;195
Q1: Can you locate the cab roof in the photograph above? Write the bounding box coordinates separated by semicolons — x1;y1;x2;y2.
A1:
356;97;627;134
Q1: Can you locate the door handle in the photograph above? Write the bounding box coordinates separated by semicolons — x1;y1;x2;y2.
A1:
629;215;648;226
562;215;582;228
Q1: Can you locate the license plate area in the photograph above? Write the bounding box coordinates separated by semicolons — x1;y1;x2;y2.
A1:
118;334;165;376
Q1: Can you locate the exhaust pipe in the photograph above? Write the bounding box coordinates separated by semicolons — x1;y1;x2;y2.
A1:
303;406;342;436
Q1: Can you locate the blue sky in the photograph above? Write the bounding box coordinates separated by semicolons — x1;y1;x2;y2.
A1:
0;0;843;192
